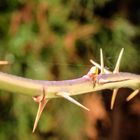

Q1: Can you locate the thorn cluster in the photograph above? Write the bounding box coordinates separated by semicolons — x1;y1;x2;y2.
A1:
90;48;140;109
32;48;140;132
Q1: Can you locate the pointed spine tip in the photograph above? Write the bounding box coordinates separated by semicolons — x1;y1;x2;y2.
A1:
110;89;118;110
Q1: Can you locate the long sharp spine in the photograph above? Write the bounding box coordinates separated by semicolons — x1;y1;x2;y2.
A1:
110;89;118;110
100;49;104;74
113;48;124;73
33;99;49;133
110;48;124;109
57;92;89;111
32;87;48;133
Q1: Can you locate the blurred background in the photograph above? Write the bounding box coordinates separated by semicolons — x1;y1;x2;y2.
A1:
0;0;140;139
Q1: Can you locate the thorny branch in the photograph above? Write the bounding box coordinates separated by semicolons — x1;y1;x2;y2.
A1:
0;49;140;132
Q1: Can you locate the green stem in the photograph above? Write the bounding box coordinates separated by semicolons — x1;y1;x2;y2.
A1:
0;72;140;98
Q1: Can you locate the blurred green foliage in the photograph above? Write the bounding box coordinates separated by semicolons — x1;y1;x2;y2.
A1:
0;0;140;139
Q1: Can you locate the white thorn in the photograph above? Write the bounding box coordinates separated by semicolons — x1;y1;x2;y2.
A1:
113;48;124;73
110;48;124;110
126;89;140;101
57;92;89;111
32;99;49;133
90;59;111;74
110;88;118;110
32;87;48;133
100;48;104;74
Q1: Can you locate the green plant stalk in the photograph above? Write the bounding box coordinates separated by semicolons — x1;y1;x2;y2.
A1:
0;71;140;98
